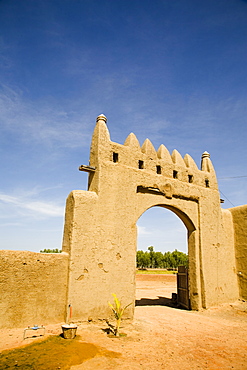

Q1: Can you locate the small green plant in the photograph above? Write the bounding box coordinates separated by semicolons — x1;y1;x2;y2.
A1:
108;294;132;337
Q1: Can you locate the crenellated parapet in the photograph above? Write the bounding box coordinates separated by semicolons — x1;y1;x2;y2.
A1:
84;114;218;193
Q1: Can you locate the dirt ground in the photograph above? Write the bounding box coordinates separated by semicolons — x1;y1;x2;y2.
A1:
1;274;247;369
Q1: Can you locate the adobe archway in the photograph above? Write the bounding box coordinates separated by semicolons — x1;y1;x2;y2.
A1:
62;115;239;321
136;199;201;310
136;204;195;309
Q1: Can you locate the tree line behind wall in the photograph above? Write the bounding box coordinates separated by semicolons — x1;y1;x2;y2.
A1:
137;246;188;269
39;247;187;269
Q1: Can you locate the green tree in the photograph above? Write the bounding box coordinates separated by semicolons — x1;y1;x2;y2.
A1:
148;246;155;268
40;248;62;253
154;251;164;268
163;250;188;269
136;250;150;268
163;251;171;268
171;249;188;267
136;250;144;267
137;248;188;269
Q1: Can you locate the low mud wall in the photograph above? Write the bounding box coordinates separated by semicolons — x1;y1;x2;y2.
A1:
0;250;69;328
230;205;247;300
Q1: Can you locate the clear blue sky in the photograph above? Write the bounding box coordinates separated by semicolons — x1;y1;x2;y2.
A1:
0;0;246;253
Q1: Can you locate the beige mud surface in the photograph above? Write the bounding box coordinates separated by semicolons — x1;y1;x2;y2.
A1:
1;274;247;369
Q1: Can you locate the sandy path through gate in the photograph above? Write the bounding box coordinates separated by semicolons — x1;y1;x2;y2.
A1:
135;272;177;301
75;274;247;369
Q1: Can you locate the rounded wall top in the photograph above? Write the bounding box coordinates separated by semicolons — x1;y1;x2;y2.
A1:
201;151;210;159
96;114;107;123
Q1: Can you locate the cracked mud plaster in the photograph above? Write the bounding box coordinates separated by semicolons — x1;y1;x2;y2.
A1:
76;268;89;280
98;263;108;273
76;275;84;281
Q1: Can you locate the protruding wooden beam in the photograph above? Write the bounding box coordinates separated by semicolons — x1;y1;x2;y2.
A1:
79;165;96;173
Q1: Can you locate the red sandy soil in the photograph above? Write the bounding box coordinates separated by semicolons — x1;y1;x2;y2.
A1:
1;274;247;369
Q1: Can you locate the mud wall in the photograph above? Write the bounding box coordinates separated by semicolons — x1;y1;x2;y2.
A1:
0;250;69;328
230;205;247;300
212;208;239;305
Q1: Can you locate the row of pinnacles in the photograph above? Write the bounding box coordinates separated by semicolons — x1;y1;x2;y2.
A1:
87;114;218;194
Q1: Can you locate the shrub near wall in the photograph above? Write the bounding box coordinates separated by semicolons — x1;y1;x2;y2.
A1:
0;250;69;329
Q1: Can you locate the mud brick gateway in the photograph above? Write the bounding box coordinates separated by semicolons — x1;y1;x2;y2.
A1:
1;114;247;328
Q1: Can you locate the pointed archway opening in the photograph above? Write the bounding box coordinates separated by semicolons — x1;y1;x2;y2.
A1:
135;206;189;309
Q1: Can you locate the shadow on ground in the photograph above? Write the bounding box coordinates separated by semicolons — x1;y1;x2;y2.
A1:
0;335;120;370
135;296;185;309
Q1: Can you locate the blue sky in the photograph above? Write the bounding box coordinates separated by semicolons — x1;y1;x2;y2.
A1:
0;0;246;254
